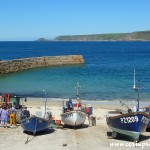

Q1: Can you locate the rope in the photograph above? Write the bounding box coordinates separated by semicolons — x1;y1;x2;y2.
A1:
34;118;38;135
25;117;37;144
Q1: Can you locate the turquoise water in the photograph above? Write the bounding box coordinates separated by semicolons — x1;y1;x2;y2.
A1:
0;41;150;101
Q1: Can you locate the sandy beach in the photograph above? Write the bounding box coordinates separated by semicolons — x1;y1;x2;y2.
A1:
0;98;150;150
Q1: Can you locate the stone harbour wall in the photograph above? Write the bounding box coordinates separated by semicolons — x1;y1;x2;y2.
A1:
0;55;84;75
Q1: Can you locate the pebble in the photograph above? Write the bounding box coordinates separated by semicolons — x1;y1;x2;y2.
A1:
63;143;67;147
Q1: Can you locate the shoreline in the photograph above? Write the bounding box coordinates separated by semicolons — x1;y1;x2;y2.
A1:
25;97;150;109
21;97;150;110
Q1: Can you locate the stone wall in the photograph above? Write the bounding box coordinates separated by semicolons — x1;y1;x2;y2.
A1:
0;55;84;75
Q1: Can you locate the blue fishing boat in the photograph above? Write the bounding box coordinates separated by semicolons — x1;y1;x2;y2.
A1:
21;113;51;134
106;80;150;142
21;90;51;134
106;110;150;141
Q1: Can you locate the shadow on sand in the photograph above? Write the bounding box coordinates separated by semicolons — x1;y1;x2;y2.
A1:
63;124;89;130
107;131;150;142
24;128;56;144
24;128;56;136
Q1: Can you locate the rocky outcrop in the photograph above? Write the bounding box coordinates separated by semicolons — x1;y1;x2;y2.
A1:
0;55;84;75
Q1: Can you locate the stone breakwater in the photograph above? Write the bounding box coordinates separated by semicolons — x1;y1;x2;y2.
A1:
0;55;84;75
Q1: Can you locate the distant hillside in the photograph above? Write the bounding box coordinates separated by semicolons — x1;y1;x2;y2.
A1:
54;31;150;41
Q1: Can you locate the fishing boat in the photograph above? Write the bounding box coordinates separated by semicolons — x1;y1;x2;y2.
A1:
106;80;150;142
61;110;86;127
21;90;51;134
106;110;149;141
21;112;51;134
61;82;86;127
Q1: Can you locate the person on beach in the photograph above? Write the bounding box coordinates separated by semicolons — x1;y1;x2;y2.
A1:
21;106;30;119
1;106;9;128
67;98;74;111
77;97;82;107
0;105;2;125
9;105;16;126
86;104;93;126
9;104;15;113
85;106;91;125
63;105;68;113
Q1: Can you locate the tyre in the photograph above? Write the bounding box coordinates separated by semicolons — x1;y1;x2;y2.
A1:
16;109;22;124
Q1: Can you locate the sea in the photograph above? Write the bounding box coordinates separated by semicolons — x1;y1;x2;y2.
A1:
0;41;150;103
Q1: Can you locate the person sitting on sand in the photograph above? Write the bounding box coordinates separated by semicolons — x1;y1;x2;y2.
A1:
1;106;9;128
21;106;30;119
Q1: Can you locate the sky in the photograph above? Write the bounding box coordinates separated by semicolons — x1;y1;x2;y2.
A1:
0;0;150;41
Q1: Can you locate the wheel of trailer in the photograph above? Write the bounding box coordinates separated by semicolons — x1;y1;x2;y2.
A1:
16;109;22;124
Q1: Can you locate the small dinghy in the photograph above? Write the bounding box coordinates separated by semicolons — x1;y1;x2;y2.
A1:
21;90;52;134
21;111;51;134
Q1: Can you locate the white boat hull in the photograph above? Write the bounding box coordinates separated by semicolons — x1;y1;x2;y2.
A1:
61;110;86;126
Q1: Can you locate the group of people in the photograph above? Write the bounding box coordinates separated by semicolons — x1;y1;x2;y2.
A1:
0;104;30;128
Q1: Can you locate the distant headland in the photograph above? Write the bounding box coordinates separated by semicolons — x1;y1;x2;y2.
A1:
36;30;150;41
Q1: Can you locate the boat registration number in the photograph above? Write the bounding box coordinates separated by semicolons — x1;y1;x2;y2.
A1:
64;113;73;118
120;116;139;124
78;112;84;118
141;116;149;125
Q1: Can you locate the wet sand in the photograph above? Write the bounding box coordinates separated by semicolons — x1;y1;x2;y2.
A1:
0;98;150;150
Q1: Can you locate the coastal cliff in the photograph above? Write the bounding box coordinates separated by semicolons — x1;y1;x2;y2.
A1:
36;30;150;41
0;55;84;75
54;31;150;41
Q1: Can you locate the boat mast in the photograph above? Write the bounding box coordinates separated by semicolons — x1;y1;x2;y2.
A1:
43;90;47;116
133;69;136;89
137;80;140;110
76;82;81;98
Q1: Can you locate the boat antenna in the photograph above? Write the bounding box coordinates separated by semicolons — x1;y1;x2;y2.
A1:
119;99;130;110
43;90;47;117
137;80;140;110
133;69;136;89
75;82;81;98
